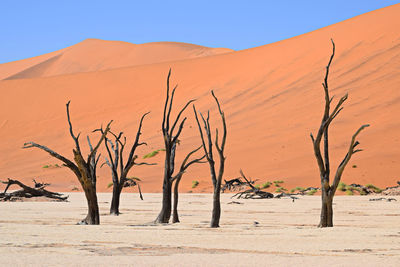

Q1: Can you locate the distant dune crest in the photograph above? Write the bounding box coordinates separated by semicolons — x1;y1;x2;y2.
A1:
0;38;233;80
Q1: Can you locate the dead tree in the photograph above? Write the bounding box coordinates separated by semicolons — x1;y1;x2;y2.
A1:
23;101;112;224
0;178;68;201
310;39;369;227
222;177;254;192
100;112;151;215
155;69;196;224
232;170;273;199
172;146;205;223
193;90;227;228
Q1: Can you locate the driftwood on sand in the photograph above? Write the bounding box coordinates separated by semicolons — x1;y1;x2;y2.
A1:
0;179;68;202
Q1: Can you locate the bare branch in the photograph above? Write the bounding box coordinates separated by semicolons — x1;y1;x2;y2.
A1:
23;142;80;177
166;84;178;132
170;99;196;137
330;124;369;195
125;112;150;173
212;90;227;153
66;101;81;154
239;169;256;190
172;117;187;145
134;162;157;166
162;68;172;131
193;105;210;161
88;120;113;163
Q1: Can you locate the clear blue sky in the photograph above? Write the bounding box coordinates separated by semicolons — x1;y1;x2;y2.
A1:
1;0;398;63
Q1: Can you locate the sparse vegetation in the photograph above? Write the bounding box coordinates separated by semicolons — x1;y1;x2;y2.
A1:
143;149;165;159
42;164;62;169
365;184;382;193
261;181;271;189
307;189;317;196
192;180;199;189
338;182;347;192
275;187;287;193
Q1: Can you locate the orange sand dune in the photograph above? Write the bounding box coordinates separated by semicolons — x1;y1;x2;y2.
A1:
0;39;233;80
0;4;399;193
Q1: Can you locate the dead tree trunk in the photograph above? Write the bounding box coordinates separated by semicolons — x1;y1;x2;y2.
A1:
310;39;369;227
99;112;152;215
23;101;112;225
193;90;227;228
155;69;200;224
172;146;205;223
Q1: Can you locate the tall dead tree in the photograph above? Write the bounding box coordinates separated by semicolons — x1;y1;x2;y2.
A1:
155;69;197;224
172;146;205;223
310;39;369;227
23;101;112;224
193;90;227;228
100;112;152;215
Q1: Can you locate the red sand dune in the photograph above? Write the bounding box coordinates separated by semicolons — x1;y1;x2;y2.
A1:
0;4;399;193
0;39;233;80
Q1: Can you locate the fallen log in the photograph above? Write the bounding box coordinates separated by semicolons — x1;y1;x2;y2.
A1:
274;192;299;202
232;170;274;199
369;197;397;202
0;178;68;201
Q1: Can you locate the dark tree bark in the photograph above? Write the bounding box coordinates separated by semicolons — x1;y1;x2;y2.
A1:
193;90;227;228
155;69;201;224
23;101;112;225
100;112;152;215
310;39;369;227
172;146;205;223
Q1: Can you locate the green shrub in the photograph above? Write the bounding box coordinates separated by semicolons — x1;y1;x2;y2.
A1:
290;188;295;193
365;184;382;193
273;180;284;184
275;187;287;193
295;186;305;191
307;189;317;195
359;190;367;195
42;164;62;169
107;182;114;189
345;189;354;195
143;149;166;159
261;182;271;189
337;182;347;192
192;180;199;189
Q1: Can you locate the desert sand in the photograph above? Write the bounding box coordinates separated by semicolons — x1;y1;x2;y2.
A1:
0;4;400;193
1;193;400;266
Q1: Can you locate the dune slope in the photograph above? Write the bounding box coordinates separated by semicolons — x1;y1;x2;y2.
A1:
0;4;399;192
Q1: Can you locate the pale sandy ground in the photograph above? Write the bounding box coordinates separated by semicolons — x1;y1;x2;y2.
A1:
1;193;400;266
